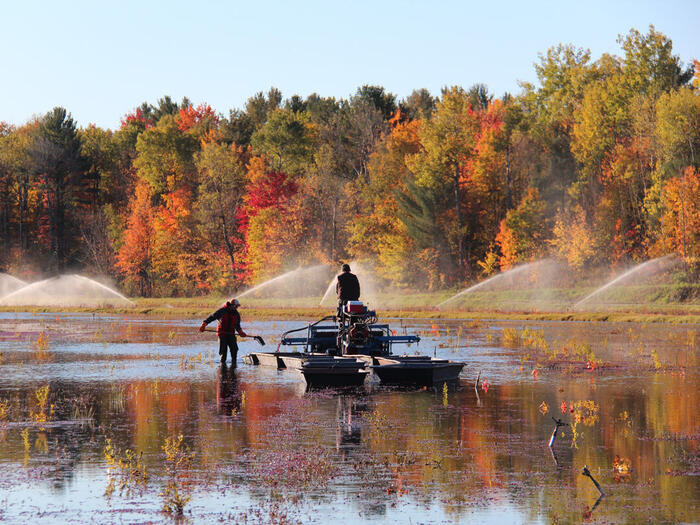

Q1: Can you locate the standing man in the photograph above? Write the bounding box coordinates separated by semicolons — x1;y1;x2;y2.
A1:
199;299;248;364
336;263;360;315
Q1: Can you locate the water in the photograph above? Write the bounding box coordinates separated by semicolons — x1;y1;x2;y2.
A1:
573;255;679;309
0;273;26;298
0;274;133;307
437;259;558;308
0;313;697;523
236;264;330;300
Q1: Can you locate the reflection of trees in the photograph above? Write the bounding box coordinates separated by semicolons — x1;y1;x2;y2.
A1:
0;360;697;523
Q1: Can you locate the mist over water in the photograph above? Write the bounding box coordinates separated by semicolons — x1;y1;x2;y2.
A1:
0;274;133;307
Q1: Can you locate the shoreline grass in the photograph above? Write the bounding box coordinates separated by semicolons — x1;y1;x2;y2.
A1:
0;300;698;325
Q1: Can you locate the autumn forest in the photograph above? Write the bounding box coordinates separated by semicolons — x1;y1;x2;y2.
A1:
1;27;698;297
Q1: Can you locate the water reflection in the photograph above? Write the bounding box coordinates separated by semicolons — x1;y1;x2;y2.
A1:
0;316;696;523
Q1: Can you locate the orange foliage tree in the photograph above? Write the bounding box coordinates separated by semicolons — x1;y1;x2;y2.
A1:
116;181;155;295
151;189;211;294
658;167;700;262
495;187;549;269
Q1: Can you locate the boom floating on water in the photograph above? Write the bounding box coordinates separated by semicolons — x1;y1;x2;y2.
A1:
244;301;464;387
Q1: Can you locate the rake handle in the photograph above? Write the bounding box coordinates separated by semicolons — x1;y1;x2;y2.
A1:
201;328;265;346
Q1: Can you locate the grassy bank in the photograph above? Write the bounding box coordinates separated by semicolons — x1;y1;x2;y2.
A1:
1;297;698;325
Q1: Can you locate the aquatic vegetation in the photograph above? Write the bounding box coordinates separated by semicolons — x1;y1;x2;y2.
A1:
34;432;48;454
91;327;104;343
104;438;148;498
20;428;30;453
613;455;632;482
161;434;194;515
651;347;662;370
0;399;9;421
522;328;548;351
178;355;194;370
160;480;191;516
569;400;600;449
33;331;51;361
151;378;160;398
71;395;95;423
502;328;521;347
163;434;193;470
248;447;336;488
30;385;53;428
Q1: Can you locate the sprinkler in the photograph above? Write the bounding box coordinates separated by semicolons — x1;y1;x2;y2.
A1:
548;417;569;447
581;465;605;496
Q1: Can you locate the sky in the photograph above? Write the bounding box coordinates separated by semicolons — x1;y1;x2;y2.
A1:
2;0;698;130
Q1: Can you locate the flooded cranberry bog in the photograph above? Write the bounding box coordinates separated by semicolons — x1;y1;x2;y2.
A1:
0;312;697;524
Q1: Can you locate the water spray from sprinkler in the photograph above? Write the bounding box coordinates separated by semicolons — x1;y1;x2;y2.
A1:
437;259;553;308
572;255;677;309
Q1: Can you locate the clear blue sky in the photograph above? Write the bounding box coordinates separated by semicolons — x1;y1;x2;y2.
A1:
2;0;698;130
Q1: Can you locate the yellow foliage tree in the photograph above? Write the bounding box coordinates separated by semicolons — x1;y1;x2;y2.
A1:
550;206;597;271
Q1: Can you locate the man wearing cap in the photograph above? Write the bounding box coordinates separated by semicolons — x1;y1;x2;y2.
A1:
199;299;248;364
336;263;360;316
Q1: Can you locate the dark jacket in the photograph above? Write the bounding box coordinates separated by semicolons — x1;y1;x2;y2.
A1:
336;272;360;302
204;306;244;336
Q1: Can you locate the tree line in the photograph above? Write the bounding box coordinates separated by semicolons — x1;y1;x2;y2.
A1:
0;27;697;296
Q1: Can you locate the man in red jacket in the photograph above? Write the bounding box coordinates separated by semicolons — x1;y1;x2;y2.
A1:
199;298;248;364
